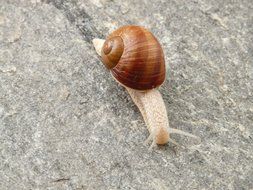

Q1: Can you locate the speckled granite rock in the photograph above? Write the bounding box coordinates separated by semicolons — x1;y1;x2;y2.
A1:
0;0;252;189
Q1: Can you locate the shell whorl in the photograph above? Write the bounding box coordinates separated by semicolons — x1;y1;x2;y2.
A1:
101;36;124;69
101;25;166;91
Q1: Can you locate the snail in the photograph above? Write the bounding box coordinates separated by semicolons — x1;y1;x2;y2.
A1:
93;25;199;149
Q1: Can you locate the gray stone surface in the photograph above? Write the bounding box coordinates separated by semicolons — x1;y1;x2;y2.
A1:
0;0;253;189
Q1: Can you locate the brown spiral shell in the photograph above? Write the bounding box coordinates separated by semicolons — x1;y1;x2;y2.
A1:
101;25;165;90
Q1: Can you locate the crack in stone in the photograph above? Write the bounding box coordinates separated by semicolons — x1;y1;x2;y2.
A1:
52;177;70;183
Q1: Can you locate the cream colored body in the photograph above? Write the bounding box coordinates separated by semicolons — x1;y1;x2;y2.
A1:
126;88;170;145
93;38;199;149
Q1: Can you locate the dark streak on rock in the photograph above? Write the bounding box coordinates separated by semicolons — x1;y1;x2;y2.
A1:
52;178;70;182
42;0;104;42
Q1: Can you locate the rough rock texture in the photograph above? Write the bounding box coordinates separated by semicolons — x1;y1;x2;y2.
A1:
0;0;253;189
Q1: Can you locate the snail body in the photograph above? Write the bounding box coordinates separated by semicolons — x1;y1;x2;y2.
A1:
93;25;199;148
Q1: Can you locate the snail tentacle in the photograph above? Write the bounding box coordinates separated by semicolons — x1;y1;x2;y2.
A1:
168;128;200;140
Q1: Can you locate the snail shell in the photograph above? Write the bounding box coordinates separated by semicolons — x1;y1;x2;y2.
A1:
101;25;165;90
